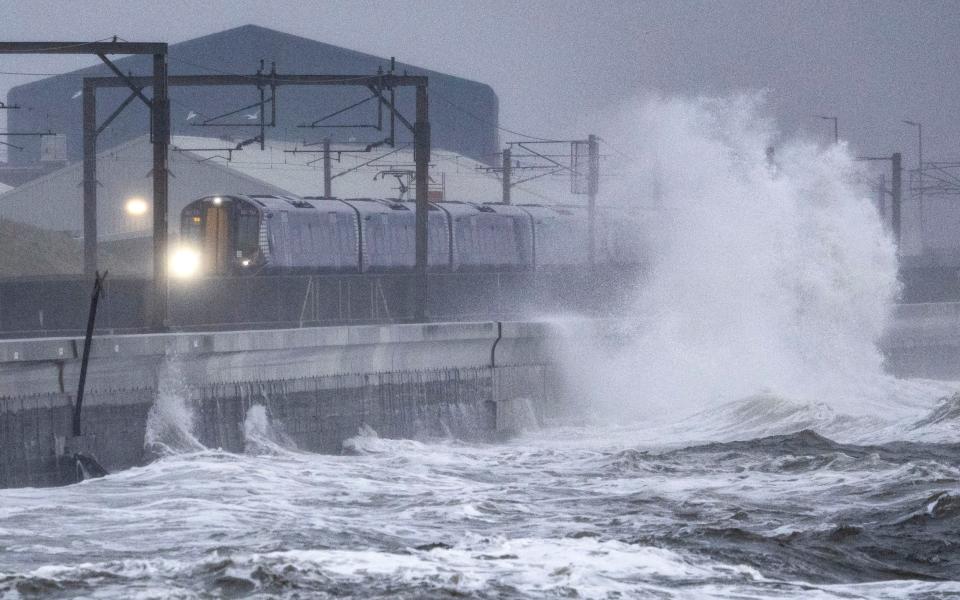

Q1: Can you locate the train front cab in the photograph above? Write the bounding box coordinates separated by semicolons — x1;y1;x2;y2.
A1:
180;195;262;276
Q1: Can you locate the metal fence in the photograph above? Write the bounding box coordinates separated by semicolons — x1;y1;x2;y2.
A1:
0;267;638;338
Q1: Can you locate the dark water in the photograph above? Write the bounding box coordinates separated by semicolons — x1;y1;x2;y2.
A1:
1;398;959;599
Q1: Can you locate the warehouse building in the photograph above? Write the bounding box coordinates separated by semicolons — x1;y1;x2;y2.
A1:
1;24;499;184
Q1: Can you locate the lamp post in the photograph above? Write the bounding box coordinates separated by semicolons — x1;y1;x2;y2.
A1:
903;120;923;251
815;115;838;144
902;120;922;173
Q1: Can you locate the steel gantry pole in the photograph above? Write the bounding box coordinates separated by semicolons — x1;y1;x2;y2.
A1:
587;134;599;265
323;137;332;197
0;40;169;325
815;115;838;144
82;79;97;275
892;152;902;247
502;147;511;205
413;83;431;321
856;153;903;247
71;63;428;327
150;52;171;331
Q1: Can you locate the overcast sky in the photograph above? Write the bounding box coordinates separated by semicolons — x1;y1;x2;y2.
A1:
1;0;958;167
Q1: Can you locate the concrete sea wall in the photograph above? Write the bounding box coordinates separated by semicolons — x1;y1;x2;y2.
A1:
0;321;567;489
2;301;955;489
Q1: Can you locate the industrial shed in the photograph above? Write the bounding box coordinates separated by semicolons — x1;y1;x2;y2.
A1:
3;25;498;177
0;135;286;241
0;134;567;245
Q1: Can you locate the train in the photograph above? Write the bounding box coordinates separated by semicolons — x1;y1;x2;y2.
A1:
174;194;645;277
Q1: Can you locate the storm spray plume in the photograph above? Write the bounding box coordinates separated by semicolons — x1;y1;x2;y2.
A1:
575;94;920;428
144;360;205;456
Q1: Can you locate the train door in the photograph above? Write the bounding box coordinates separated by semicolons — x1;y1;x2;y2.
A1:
203;204;231;275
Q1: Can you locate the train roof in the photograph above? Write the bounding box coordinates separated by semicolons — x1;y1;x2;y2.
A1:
474;203;534;218
432;201;530;221
188;195;617;220
432;201;479;219
515;204;581;220
245;194;321;211
336;198;413;217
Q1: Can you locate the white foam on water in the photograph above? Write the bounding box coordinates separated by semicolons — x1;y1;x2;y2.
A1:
4;536;959;599
558;94;959;441
342;424;436;456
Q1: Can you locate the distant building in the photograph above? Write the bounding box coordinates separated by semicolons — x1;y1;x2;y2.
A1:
2;24;499;184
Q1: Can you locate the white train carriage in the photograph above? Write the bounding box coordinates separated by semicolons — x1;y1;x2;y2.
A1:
332;198;449;272
434;201;533;271
515;204;589;269
178;193;642;278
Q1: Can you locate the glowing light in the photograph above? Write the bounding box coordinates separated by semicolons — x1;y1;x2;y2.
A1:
241;259;251;267
169;247;201;279
124;197;149;216
212;196;223;205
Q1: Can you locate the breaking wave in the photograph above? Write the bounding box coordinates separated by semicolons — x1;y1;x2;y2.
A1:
563;94;958;441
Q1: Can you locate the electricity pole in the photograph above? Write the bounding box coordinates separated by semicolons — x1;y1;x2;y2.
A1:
892;152;902;247
413;83;430;321
877;173;886;220
501;147;511;205
903;120;923;250
815;115;838;144
856;152;902;247
587;134;599;264
323;137;332;197
151;53;170;331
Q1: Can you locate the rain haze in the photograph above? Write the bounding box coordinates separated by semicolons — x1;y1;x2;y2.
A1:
1;1;959;159
1;2;960;598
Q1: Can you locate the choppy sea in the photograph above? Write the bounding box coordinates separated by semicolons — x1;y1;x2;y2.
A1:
1;392;958;599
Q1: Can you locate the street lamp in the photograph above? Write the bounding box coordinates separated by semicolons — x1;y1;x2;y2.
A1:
124;196;149;216
902;120;922;174
903;120;924;251
815;115;838;144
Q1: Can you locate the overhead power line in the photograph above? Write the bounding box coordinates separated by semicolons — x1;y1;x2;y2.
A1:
429;89;555;142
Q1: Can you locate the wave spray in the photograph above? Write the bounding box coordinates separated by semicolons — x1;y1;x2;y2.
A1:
581;94;922;428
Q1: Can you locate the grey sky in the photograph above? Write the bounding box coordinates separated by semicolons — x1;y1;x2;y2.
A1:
0;0;958;167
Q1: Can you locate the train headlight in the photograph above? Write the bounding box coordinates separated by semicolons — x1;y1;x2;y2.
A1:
169;246;201;279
